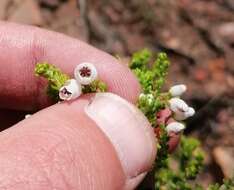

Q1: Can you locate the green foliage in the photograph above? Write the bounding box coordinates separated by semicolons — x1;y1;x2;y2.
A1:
82;80;107;93
138;93;165;124
129;49;234;189
35;62;70;101
208;177;234;190
179;137;204;179
133;69;155;94
130;49;171;126
153;53;170;95
130;48;152;70
155;124;169;170
208;184;220;190
154;136;204;190
130;49;170;95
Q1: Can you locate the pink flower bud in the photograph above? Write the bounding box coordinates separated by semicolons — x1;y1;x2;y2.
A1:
168;132;181;153
156;108;172;125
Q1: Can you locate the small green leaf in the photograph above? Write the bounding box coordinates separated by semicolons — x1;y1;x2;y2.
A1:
35;62;70;101
82;80;108;93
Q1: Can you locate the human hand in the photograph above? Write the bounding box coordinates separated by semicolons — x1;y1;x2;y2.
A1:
0;22;156;190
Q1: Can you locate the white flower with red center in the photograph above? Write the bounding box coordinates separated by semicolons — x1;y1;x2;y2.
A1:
59;79;82;100
74;62;98;85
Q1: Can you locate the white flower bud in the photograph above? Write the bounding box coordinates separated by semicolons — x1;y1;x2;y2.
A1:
169;84;187;97
25;114;31;119
166;122;185;133
59;79;82;101
169;98;189;113
185;107;195;117
74;62;98;85
174;107;195;121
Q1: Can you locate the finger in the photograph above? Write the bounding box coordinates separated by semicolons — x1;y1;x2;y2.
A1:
0;22;140;110
0;93;156;190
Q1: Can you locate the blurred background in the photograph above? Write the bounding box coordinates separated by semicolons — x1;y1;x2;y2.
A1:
0;0;234;188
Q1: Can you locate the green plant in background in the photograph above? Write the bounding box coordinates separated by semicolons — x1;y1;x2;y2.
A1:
208;177;234;190
129;49;234;190
154;137;205;190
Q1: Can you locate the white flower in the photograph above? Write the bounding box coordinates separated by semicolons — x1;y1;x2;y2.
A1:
169;97;189;113
169;97;195;121
185;107;195;117
59;79;82;101
74;62;98;85
169;84;187;97
174;107;195;121
166;122;185;133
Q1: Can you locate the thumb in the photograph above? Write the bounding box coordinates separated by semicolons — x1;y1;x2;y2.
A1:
0;93;156;190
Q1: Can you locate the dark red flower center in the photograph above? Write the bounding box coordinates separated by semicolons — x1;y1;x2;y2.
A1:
79;66;91;77
61;88;72;96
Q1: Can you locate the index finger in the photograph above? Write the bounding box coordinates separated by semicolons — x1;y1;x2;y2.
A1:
0;22;140;110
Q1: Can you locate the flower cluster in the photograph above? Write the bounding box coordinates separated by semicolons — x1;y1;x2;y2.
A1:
35;62;107;101
166;84;195;133
154;84;195;140
153;84;195;154
59;62;98;101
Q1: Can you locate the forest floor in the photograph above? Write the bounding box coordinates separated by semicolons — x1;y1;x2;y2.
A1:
0;0;234;188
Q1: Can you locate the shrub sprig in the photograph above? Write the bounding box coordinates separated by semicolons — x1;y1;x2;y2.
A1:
35;63;70;101
129;49;234;190
35;63;107;101
35;50;234;189
130;49;170;126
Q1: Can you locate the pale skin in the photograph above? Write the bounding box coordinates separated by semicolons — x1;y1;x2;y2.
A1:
0;22;157;190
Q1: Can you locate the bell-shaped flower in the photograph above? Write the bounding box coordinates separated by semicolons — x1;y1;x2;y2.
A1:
59;79;82;100
169;84;187;97
169;97;189;113
174;107;195;121
166;122;185;133
74;62;98;85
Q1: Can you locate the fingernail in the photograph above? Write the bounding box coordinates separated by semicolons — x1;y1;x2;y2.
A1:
85;93;156;179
